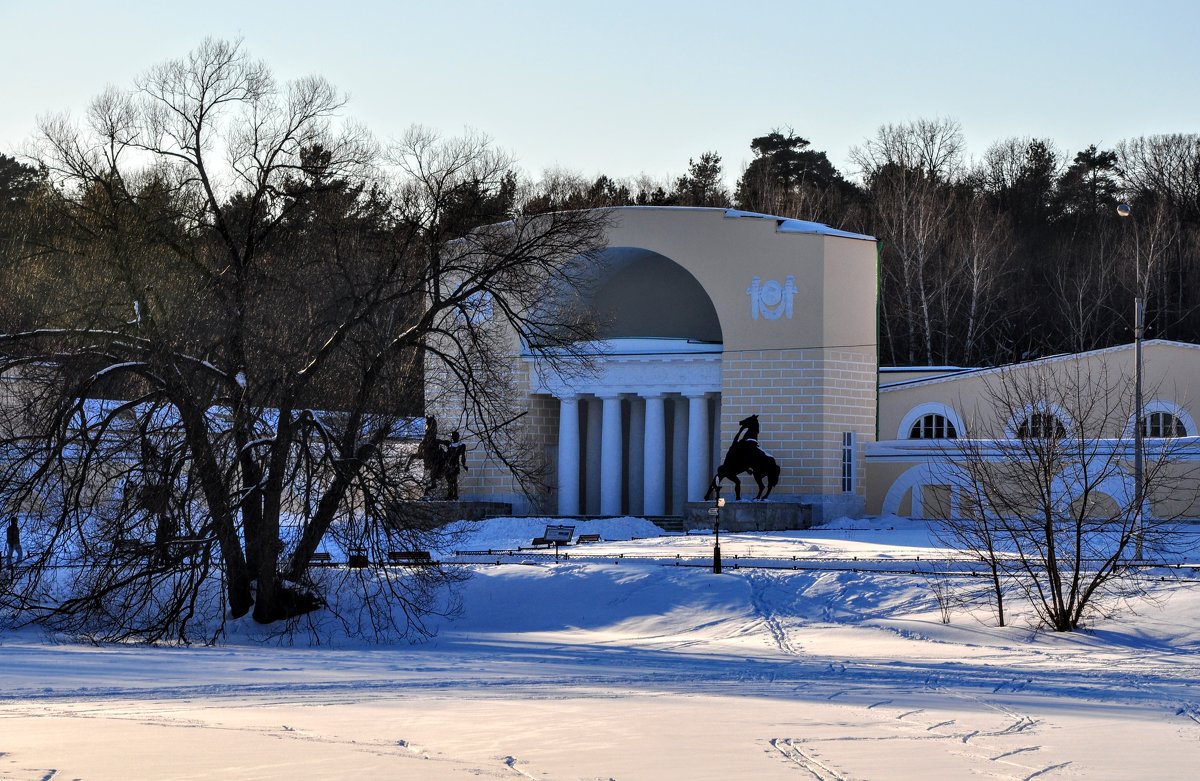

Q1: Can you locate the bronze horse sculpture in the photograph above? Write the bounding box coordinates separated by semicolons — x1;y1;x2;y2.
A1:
705;414;780;500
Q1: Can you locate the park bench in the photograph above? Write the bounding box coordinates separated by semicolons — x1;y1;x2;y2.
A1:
309;551;333;565
388;550;433;565
576;533;601;544
532;524;575;548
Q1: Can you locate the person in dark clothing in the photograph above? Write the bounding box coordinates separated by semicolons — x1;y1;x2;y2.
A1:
5;516;21;569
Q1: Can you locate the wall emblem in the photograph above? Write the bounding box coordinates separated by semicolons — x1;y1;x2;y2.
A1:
747;276;796;320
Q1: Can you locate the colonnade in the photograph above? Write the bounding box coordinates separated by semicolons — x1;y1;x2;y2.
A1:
556;392;721;516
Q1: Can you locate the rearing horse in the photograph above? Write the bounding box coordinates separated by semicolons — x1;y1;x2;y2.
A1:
705;414;780;500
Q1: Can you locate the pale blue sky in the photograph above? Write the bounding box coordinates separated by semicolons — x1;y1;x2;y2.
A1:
3;0;1198;184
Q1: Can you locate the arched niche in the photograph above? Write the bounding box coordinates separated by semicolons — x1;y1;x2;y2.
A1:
588;247;722;343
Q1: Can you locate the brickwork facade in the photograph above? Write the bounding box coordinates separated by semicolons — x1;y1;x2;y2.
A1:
719;347;875;501
445;363;562;515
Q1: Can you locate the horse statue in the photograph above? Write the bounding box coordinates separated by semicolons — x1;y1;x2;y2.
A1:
705;414;780;501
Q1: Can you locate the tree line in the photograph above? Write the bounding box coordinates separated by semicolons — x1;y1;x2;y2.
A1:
492;122;1200;369
7;117;1199;369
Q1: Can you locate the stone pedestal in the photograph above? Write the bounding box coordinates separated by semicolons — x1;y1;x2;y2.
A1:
682;500;813;532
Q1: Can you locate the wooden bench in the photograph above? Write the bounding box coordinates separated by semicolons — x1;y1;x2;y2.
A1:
532;524;575;548
309;551;333;565
388;550;433;565
576;533;602;544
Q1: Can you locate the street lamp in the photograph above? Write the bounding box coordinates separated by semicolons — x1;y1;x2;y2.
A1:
710;496;725;574
1117;201;1144;560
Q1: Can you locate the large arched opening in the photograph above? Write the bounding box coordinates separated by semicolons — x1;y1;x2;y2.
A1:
530;247;724;516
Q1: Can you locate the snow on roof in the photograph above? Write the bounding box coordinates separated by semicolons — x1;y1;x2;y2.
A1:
520;336;722;358
879;339;1200;391
599;206;876;242
721;208;876;241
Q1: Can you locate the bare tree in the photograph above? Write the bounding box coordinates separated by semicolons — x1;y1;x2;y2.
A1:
935;360;1200;631
943;191;1014;364
0;39;607;639
853;118;964;364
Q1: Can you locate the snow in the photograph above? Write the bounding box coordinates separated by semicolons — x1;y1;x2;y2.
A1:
723;208;877;241
3;517;1200;779
440;515;665;552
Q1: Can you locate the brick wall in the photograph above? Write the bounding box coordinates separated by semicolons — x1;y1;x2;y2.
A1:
719;347;876;500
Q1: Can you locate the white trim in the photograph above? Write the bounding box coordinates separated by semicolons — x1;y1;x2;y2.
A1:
1004;402;1074;440
877;450;1154;520
1126;399;1197;439
1052;463;1143;516
881;462;969;518
526;339;722;398
896;402;966;440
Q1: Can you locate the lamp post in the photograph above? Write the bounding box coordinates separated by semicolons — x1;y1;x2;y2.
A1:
711;496;725;574
1117;202;1144;560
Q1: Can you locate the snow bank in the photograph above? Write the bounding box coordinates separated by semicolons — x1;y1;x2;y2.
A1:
437;515;665;553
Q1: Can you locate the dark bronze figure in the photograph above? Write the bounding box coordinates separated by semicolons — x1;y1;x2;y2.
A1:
705;414;780;500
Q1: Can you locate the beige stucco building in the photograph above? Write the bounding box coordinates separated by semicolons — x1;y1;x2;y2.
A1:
868;340;1200;521
439;206;1200;523
447;206;880;520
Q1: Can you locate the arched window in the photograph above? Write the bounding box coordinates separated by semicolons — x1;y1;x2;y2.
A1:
908;413;958;439
897;403;965;441
1016;412;1066;439
1141;411;1187;438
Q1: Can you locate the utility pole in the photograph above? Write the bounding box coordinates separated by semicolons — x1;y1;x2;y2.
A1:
1118;202;1145;560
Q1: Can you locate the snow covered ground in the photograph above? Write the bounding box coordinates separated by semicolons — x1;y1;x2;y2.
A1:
3;516;1200;779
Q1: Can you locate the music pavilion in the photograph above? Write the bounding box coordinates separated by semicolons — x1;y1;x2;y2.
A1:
443;206;1200;525
443;206;876;525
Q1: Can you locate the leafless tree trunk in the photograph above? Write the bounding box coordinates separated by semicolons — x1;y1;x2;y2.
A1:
0;39;607;639
853;118;964;365
936;360;1199;631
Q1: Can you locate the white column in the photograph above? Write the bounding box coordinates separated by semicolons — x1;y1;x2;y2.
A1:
599;393;624;516
585;397;602;515
642;394;667;516
671;397;688;515
557;396;580;516
710;395;723;477
627;397;645;515
687;393;710;502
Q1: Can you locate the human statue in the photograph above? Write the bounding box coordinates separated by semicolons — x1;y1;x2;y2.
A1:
418;416;444;497
442;431;469;501
705;414;780;501
418;417;469;500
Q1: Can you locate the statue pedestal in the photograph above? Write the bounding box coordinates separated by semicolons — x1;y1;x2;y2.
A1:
682;500;813;532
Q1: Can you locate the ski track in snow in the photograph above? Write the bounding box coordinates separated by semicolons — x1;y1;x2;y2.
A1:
746;570;803;656
5;521;1200;778
769;738;846;780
